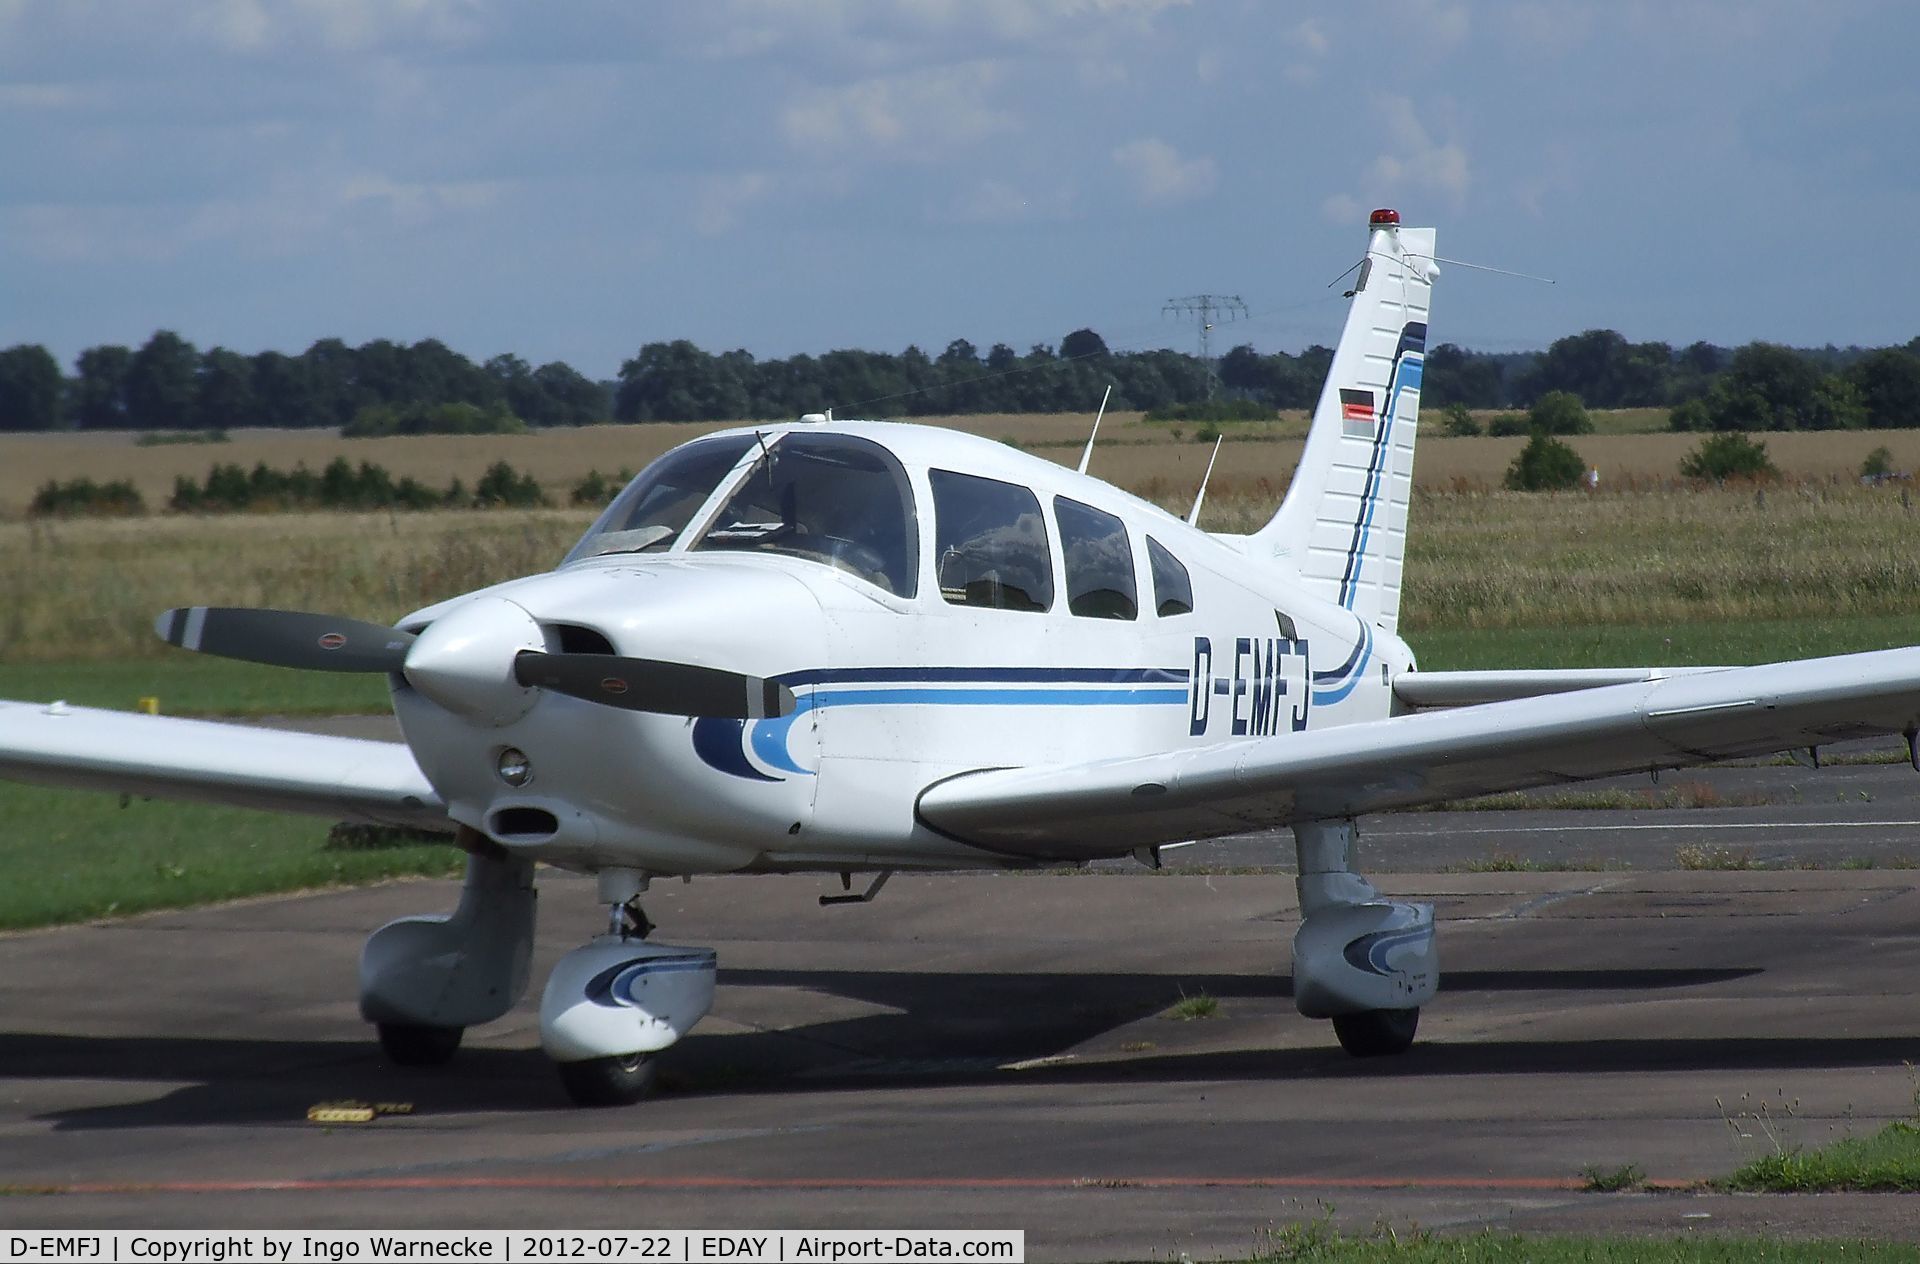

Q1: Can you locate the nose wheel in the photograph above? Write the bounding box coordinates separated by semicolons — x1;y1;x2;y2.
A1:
557;1050;659;1107
611;896;653;941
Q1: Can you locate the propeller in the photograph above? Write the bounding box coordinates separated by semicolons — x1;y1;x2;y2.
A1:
155;607;414;673
153;605;793;720
514;652;795;719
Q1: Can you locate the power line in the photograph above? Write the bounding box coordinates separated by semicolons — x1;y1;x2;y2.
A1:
1162;294;1247;398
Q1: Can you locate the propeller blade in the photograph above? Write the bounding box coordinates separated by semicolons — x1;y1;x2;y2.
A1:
155;607;415;673
514;651;796;719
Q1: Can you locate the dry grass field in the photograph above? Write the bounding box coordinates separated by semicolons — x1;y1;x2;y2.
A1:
5;416;1914;520
5;478;1918;663
6;414;1920;664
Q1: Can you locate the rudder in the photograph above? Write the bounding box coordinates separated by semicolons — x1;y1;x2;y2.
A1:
1250;210;1436;636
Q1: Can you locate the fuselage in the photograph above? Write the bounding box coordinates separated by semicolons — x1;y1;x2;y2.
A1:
390;421;1414;876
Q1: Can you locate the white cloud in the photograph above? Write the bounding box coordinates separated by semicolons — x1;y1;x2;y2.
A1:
1404;0;1469;51
1321;193;1363;226
1324;95;1469;219
693;172;772;237
1498;0;1592;57
6;170;508;265
1111;137;1217;205
935;178;1076;225
781;62;1014;158
1281;17;1330;86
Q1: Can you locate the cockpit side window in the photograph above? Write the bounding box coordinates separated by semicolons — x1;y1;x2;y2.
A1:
693;432;919;596
1147;535;1194;616
562;435;757;565
930;470;1053;613
1055;496;1137;620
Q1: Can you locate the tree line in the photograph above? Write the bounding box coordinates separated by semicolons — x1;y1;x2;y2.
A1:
1;325;1918;433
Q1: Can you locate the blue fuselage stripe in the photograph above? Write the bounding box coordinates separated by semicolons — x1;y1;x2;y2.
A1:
807;687;1190;708
781;666;1189;686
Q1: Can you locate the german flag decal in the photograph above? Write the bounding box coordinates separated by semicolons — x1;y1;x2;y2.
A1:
1340;388;1376;436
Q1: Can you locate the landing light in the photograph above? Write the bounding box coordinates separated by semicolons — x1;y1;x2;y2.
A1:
497;747;533;787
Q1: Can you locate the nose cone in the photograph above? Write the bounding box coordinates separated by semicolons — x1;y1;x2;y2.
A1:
403;596;544;726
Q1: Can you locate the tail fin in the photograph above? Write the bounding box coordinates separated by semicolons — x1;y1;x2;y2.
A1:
1250;210;1435;635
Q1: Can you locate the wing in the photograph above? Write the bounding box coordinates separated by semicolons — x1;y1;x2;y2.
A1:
917;648;1920;861
0;701;445;826
1393;666;1730;709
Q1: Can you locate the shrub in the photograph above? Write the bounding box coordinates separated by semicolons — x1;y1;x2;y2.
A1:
166;458;547;512
29;477;145;517
1527;389;1594;435
1439;402;1480;436
343;401;527;438
1668;397;1711;431
1862;446;1897;480
1488;412;1531;437
571;469;634;507
1681;432;1777;482
1503;432;1586;491
472;460;546;508
135;429;228;447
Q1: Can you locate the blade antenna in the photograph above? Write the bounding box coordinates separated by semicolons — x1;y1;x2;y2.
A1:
1186;436;1223;527
1076;385;1113;476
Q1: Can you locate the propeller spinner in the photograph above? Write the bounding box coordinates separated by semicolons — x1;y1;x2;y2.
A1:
154;604;794;721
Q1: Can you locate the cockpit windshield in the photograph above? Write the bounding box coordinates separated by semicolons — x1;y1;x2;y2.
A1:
562;434;757;565
692;432;918;596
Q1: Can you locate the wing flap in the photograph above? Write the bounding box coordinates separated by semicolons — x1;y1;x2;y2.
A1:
1393;666;1730;709
0;701;445;826
918;648;1920;860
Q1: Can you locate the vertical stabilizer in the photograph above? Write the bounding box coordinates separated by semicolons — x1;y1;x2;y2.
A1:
1250;210;1435;635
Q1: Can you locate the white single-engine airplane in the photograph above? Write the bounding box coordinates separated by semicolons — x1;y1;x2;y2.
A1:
7;209;1919;1106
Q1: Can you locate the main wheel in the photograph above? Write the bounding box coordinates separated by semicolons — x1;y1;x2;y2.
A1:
557;1052;657;1107
377;1022;463;1067
1331;1007;1419;1057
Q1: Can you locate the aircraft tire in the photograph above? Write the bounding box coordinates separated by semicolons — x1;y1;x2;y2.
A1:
556;1052;657;1107
1331;1007;1419;1057
377;1022;463;1067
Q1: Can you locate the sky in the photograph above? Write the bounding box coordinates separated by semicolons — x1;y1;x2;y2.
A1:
3;0;1918;382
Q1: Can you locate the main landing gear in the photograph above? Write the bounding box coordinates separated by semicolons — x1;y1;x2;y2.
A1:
358;844;716;1108
1289;818;1436;1057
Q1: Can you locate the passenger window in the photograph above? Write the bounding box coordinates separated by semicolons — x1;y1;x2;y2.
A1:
694;432;918;596
930;470;1053;612
1147;536;1194;616
1055;497;1137;620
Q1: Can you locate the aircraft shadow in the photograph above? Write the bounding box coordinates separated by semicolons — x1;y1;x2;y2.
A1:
0;960;1829;1133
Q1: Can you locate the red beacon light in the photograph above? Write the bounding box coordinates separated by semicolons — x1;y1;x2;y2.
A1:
1369;208;1400;228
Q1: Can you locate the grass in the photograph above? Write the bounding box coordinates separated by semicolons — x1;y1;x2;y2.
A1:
0;656;392;714
1675;844;1759;871
1406;615;1920;671
0;780;462;930
1165;990;1220;1020
1454;854;1603;873
1580;1162;1646;1192
1721;1120;1920;1193
1233;1229;1920;1262
0;510;582;663
1433;781;1767;812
